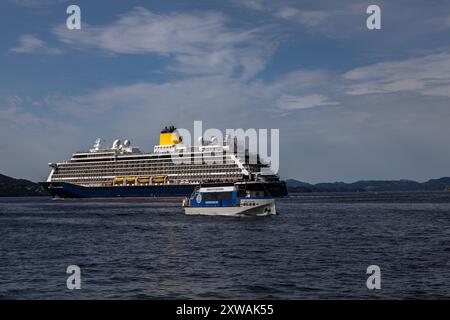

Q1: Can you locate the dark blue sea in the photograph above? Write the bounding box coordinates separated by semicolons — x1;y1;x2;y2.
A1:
1;192;450;299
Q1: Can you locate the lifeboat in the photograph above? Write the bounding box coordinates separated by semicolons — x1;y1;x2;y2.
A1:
137;176;150;184
126;177;136;185
151;175;167;184
114;177;124;185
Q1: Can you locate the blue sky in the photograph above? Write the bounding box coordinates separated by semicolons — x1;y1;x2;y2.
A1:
1;0;450;183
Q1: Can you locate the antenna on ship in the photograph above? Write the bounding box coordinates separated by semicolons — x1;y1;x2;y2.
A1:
92;138;104;151
112;139;121;150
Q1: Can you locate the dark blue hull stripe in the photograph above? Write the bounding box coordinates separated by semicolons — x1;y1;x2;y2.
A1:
40;182;288;198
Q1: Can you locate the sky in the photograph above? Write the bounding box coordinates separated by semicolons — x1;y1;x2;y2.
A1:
1;0;450;183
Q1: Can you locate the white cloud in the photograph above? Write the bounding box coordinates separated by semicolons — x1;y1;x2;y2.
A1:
33;70;341;158
232;1;363;37
10;34;61;55
275;7;332;27
273;69;335;90
53;7;275;79
275;6;301;19
0;95;75;128
0;96;40;126
276;94;339;111
0;105;41;126
45;76;271;125
343;53;450;97
234;0;268;11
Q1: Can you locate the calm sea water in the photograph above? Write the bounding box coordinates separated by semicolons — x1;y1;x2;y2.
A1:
1;192;450;299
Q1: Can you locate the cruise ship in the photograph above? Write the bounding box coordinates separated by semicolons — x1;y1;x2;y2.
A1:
40;126;288;199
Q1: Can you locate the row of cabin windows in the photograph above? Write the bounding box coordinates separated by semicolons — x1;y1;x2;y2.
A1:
68;155;239;164
56;163;240;171
53;168;242;176
60;161;241;169
53;167;242;176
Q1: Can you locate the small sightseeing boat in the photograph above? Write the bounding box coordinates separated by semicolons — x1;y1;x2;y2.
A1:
183;182;276;216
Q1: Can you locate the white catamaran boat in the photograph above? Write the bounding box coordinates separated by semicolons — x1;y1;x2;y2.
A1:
183;182;276;216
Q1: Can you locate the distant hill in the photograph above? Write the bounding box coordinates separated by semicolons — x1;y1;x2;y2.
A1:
287;177;450;192
0;174;49;197
285;179;318;192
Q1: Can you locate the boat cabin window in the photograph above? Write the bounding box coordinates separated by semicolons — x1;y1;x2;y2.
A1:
247;191;265;197
236;184;269;197
203;192;233;201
